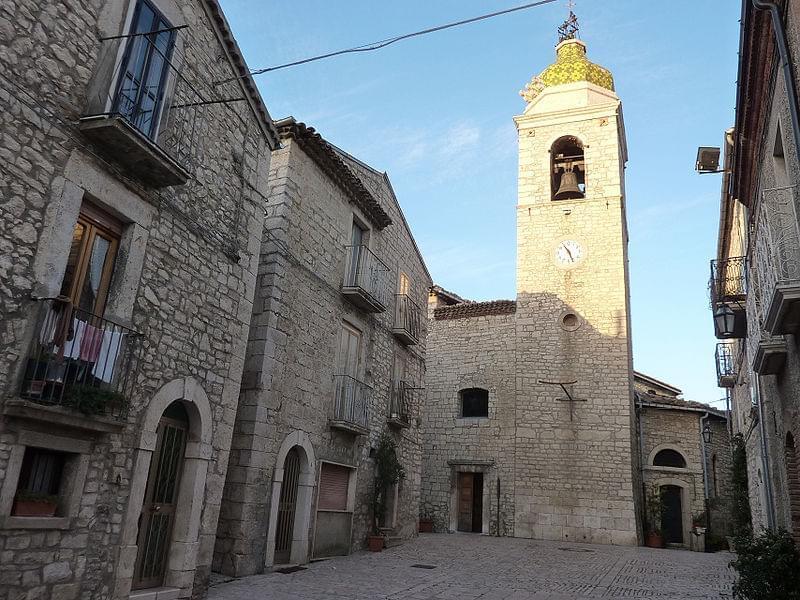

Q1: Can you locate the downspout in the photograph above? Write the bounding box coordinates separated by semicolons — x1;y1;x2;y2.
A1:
636;392;646;537
755;373;777;529
700;413;712;534
752;0;800;170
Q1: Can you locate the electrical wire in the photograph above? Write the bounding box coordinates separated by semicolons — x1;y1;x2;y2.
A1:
220;0;558;81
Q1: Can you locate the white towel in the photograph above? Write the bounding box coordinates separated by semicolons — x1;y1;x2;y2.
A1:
92;330;125;383
59;319;85;359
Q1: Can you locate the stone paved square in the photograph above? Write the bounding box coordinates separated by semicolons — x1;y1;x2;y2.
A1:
208;534;734;599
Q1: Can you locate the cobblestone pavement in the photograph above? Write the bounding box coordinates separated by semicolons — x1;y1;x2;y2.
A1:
208;534;733;599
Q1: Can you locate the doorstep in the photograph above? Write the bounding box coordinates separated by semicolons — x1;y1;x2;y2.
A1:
130;587;181;600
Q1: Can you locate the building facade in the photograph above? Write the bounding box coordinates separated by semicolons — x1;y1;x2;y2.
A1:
213;119;432;576
0;1;277;598
710;0;800;536
421;35;642;545
634;373;732;546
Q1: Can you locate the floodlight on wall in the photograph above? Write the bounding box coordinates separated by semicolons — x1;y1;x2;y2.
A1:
696;146;722;174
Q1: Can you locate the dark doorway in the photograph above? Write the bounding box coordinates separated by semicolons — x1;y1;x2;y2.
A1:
457;472;483;533
661;485;683;544
274;448;301;564
133;401;188;590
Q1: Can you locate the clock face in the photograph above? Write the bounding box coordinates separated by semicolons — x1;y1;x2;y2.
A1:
555;240;583;266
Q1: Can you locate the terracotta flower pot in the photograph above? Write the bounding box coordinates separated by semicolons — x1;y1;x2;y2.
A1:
13;500;57;517
367;535;385;552
645;532;664;548
419;519;434;533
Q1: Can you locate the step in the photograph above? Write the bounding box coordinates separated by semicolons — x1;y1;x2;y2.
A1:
385;536;404;548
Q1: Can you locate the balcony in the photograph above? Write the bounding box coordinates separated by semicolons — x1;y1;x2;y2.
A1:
715;343;736;388
10;298;141;426
710;257;747;339
387;380;420;428
750;185;800;335
746;278;787;375
342;245;391;313
79;27;203;187
392;294;422;345
330;375;370;435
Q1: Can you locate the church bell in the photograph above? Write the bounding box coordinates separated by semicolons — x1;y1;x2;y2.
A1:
554;169;584;200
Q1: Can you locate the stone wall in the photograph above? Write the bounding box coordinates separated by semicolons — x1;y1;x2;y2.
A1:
214;131;431;577
0;1;273;598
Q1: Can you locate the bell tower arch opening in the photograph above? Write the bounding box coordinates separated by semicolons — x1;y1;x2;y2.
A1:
551;135;586;200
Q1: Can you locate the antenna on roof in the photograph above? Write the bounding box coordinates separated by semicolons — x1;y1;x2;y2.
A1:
557;0;580;43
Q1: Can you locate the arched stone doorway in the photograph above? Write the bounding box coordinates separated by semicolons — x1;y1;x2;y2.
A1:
660;485;684;544
785;433;800;540
265;431;316;567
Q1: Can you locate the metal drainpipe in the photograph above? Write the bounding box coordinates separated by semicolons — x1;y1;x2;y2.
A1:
755;373;778;529
752;0;800;167
700;413;712;534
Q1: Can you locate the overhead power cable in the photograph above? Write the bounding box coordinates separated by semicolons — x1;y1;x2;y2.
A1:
220;0;558;82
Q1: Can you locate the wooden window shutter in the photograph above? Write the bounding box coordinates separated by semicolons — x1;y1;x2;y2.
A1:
318;463;350;511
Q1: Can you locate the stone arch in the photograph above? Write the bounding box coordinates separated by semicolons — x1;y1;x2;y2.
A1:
785;432;800;540
116;377;213;598
647;444;691;470
264;431;317;567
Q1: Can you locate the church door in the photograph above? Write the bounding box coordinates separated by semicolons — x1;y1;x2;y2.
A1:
660;485;683;544
457;472;483;532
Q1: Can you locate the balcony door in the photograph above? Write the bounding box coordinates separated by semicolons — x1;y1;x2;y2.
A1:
336;323;362;422
346;222;366;287
395;272;410;329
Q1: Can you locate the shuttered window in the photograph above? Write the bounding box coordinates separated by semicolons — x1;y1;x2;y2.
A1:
318;463;351;511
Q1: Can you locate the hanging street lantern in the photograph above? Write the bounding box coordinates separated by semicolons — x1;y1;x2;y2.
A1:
702;422;713;444
713;304;736;337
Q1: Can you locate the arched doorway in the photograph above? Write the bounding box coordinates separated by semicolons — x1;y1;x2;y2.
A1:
785;433;800;540
274;447;301;564
133;401;189;589
660;485;683;544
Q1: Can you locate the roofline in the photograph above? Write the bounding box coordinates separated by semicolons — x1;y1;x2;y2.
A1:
274;118;392;230
201;0;280;150
638;400;728;420
633;371;683;396
430;285;469;305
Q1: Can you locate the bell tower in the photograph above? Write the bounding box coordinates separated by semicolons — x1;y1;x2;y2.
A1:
511;17;640;545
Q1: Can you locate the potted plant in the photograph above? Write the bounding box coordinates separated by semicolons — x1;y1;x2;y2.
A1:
369;433;405;552
63;384;126;416
12;490;58;517
419;508;434;533
644;484;664;548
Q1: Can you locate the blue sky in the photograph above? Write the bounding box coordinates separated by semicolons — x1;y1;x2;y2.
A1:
219;0;741;407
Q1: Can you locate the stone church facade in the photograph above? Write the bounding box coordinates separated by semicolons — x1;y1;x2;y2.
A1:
421;37;642;546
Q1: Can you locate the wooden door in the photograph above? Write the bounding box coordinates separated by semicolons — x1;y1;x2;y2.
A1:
457;473;474;532
133;405;188;589
471;474;483;533
274;448;301;564
661;485;683;544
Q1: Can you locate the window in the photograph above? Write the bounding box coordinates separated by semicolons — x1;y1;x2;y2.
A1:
460;388;489;418
551;136;586;200
12;448;67;517
60;203;122;317
345;221;367;287
337;322;362;380
652;449;687;469
317;463;352;511
114;0;176;138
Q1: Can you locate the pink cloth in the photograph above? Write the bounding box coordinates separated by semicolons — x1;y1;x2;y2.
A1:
79;323;103;363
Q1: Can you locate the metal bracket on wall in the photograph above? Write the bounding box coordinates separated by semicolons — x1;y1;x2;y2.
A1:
538;379;586;421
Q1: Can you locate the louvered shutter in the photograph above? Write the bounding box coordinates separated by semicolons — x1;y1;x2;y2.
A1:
318;463;351;511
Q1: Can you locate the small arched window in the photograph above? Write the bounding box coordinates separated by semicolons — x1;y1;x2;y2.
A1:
551;136;586;201
460;388;489;418
653;449;687;469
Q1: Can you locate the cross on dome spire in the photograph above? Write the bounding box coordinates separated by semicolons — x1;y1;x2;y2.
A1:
557;0;580;43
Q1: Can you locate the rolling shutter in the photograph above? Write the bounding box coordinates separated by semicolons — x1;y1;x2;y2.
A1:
318;463;351;511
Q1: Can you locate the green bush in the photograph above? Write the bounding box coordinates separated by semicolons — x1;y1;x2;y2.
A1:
63;384;126;415
730;529;800;599
372;432;405;534
731;433;753;538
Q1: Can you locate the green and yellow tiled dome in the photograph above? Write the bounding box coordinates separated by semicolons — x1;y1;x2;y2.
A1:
520;39;614;103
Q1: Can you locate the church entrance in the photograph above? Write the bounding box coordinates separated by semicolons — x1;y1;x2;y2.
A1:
660;485;683;544
457;472;483;532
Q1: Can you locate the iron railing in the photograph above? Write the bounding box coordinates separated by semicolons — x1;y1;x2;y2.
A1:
19;298;141;420
343;245;391;310
393;294;422;344
83;26;206;173
709;256;747;306
333;374;371;431
389;380;419;425
715;343;736;388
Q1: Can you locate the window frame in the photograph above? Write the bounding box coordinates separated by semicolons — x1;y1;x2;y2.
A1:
459;387;489;419
316;461;357;513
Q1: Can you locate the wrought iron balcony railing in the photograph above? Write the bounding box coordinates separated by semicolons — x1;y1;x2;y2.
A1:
342;245;391;312
710;257;746;305
715;343;736;388
387;380;420;428
79;26;206;187
392;294;422;345
19;298;141;421
331;374;371;434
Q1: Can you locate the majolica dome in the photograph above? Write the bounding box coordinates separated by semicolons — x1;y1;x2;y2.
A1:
520;38;615;103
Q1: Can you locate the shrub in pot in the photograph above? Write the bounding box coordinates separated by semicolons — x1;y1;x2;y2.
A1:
63;384;126;416
644;484;665;548
13;490;58;517
369;433;405;552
